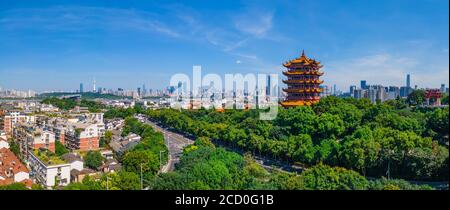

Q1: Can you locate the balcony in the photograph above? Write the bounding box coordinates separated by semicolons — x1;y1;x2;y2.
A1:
283;79;324;84
282;88;323;93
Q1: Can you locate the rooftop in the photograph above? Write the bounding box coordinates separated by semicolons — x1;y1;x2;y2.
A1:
61;153;83;163
0;177;33;188
33;149;67;166
283;51;323;68
71;168;96;176
0;148;29;180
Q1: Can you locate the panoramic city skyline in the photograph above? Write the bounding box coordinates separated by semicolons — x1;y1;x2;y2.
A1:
0;0;449;92
0;0;449;199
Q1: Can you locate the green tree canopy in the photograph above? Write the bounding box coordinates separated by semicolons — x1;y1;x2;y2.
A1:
55;141;69;156
84;151;105;170
407;89;426;106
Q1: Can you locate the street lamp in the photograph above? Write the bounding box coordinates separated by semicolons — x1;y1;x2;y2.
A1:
106;175;109;190
159;150;169;173
384;149;394;180
160;150;163;170
140;163;143;190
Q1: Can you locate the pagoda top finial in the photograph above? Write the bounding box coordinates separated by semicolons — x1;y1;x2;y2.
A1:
283;50;322;68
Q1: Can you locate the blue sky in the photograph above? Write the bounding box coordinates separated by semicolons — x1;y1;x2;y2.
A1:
0;0;448;92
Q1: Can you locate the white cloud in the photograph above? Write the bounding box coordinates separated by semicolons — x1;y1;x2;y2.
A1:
204;28;250;56
193;8;276;56
0;5;283;78
0;6;180;38
224;39;248;52
232;53;257;60
234;11;273;38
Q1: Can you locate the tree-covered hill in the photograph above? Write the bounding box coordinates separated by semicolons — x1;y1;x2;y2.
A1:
147;97;449;181
38;92;130;100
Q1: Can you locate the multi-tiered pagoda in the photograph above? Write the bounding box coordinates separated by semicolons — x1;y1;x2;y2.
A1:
280;51;324;108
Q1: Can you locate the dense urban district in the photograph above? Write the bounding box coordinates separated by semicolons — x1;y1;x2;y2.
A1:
0;88;448;190
0;53;449;190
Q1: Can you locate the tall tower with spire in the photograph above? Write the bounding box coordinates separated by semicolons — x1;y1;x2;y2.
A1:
93;78;97;92
280;50;324;107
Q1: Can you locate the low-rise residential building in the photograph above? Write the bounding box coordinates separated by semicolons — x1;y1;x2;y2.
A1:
0;130;7;141
38;104;59;112
100;150;114;160
109;133;141;155
99;159;121;173
105;100;135;109
88;113;106;136
53;126;66;144
61;153;84;172
0;148;32;188
0;139;9;149
14;101;37;113
60;153;98;183
40;113;105;152
65;123;100;151
70;106;90;113
39;116;66;144
105;118;124;130
14;123;56;157
70;168;98;183
27;149;71;189
0;111;35;138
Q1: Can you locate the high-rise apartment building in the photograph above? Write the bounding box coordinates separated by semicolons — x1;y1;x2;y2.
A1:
361;80;367;89
406;74;411;88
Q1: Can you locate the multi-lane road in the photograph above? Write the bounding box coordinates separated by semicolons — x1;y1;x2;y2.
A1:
136;114;194;173
136;114;301;174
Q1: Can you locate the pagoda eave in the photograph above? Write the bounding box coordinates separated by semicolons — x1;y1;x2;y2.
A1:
282;71;324;76
283;79;324;84
282;88;323;93
280;100;320;108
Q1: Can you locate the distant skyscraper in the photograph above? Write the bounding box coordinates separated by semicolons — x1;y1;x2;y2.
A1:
333;84;337;96
354;89;364;99
361;80;367;89
142;84;147;97
387;86;400;100
167;86;175;94
182;82;188;95
440;84;446;93
400;86;411;98
266;75;271;96
177;81;183;95
79;83;84;93
406;74;411;88
350;85;357;95
137;87;141;97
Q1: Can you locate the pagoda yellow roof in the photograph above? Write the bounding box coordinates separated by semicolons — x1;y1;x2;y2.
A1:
283;50;322;67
